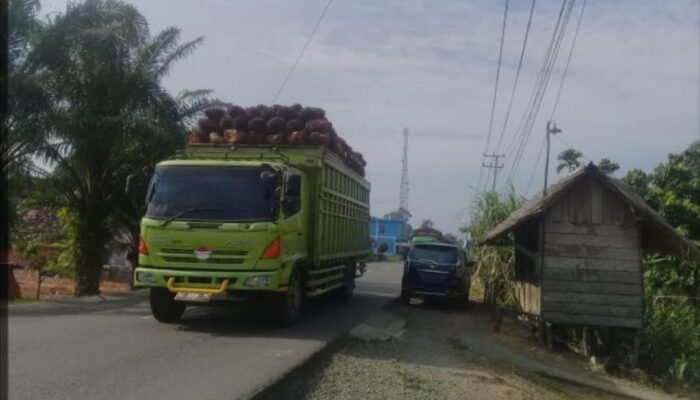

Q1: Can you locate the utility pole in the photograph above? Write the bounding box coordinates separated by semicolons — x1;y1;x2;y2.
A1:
482;153;504;191
399;128;409;217
543;120;562;196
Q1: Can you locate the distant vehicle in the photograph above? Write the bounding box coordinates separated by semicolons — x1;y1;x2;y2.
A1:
401;242;471;306
132;144;370;326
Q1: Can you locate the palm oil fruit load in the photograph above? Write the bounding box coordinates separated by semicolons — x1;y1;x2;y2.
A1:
187;103;366;176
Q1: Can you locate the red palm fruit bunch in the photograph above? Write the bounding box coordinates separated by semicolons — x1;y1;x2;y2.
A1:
186;103;367;176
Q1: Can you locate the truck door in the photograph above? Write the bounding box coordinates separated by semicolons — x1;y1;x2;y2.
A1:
279;173;305;262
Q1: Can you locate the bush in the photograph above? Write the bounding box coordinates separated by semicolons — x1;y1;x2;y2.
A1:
462;190;523;306
642;298;700;384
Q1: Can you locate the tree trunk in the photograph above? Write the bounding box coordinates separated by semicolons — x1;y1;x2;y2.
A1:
74;205;108;296
127;248;138;289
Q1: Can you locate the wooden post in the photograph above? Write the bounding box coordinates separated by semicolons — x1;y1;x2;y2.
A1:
35;265;42;300
582;326;592;358
632;330;641;367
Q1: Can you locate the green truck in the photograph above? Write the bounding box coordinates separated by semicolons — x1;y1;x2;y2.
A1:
134;144;371;325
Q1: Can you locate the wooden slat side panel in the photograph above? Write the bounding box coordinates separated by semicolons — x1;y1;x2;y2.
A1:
544;256;640;272
545;243;641;261
541;301;642;318
546;233;640;248
542;280;642;295
513;282;541;315
545;222;638;237
543;292;642;307
544;267;639;284
543;312;642;328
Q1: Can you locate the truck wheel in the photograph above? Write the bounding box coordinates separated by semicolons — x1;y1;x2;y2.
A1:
277;267;304;326
150;287;186;323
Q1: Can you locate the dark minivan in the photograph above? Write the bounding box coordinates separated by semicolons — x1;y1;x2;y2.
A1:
401;243;471;305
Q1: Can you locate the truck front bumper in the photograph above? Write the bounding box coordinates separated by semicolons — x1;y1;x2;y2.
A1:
134;266;287;292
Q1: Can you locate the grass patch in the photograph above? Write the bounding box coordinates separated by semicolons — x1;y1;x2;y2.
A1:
397;368;429;392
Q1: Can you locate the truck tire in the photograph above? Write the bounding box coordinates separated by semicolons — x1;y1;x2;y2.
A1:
150;287;186;323
276;267;305;326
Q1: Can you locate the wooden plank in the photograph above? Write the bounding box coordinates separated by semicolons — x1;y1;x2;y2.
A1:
543;280;642;295
546;233;638;248
542;311;642;328
545;222;638;237
543;291;642;307
545;243;641;261
542;301;642;318
544;256;640;272
544;267;640;284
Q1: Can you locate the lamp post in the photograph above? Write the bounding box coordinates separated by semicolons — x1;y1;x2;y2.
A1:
543;120;562;196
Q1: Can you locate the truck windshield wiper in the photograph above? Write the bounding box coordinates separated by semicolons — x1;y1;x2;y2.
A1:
161;208;223;227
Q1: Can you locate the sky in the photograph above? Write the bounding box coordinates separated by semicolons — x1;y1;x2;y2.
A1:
41;0;700;234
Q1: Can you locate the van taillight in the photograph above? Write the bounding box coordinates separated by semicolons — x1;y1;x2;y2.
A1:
138;236;149;255
260;237;281;260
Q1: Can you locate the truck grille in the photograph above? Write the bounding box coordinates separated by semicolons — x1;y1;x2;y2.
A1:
162;256;245;264
159;248;249;266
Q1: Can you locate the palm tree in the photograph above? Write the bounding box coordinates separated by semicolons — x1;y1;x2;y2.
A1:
21;0;212;294
598;158;620;175
556;148;583;173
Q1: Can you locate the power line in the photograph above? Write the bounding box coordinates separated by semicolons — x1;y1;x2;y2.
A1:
503;0;575;188
479;0;510;189
271;0;335;104
494;0;537;155
525;135;546;195
550;0;587;120
523;0;586;196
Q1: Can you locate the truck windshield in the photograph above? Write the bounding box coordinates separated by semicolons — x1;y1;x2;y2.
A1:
145;166;278;222
409;245;459;264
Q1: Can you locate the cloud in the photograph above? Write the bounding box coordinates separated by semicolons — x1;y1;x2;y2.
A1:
38;0;700;234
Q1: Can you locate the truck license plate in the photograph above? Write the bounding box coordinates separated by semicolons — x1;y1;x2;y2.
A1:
174;292;212;303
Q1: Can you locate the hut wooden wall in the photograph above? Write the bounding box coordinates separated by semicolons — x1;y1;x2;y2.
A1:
513;220;541;316
541;178;643;328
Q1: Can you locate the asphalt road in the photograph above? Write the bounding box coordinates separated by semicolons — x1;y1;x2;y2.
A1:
8;262;402;400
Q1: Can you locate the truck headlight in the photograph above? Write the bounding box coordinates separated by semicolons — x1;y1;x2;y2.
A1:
244;275;271;288
136;271;158;285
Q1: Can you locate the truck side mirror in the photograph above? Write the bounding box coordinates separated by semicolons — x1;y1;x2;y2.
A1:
125;174;148;195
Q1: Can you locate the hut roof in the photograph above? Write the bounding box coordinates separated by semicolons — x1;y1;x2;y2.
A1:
483;163;700;261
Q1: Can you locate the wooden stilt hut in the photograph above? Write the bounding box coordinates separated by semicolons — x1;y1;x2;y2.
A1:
483;163;700;345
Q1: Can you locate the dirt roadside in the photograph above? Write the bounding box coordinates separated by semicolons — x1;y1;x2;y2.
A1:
257;301;687;400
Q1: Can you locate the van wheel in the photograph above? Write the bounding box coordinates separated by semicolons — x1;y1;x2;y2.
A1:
400;289;412;305
277;267;305;326
150;288;186;323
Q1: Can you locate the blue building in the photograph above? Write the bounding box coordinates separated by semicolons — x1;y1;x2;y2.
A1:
369;217;403;255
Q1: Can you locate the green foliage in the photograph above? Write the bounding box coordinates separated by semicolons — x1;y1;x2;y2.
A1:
624;142;700;242
8;0;215;294
597;158;620;175
642;298;700;384
556;148;583;174
462;190;523;306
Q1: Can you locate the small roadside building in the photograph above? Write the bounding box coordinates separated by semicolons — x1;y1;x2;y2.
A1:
483;163;700;332
369;217;403;255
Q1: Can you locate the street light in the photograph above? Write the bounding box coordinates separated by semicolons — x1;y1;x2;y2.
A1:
543;120;562;196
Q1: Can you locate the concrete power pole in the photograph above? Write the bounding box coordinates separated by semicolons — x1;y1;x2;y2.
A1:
482;153;504;191
399;128;409;216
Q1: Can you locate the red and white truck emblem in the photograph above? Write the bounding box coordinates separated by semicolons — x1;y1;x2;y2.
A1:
194;246;212;261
